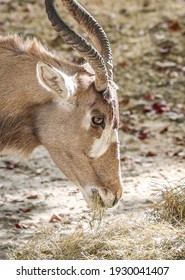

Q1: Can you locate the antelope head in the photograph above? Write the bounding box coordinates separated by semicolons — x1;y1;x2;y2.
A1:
38;0;123;209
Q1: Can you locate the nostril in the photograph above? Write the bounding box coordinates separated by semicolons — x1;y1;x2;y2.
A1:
113;195;118;206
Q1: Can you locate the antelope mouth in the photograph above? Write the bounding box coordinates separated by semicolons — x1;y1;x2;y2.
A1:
81;186;121;209
92;189;106;209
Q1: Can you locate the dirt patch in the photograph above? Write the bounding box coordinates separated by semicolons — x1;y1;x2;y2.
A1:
0;0;185;259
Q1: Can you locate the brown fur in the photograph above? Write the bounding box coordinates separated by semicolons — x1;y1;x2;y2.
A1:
0;34;122;208
0;34;83;155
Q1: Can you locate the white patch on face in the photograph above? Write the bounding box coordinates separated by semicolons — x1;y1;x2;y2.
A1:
81;111;91;130
89;127;118;159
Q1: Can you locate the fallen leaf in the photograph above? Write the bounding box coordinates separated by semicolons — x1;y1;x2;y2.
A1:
152;102;170;113
119;98;130;106
26;194;38;200
5;212;12;217
175;136;185;145
173;150;182;156
49;214;61;223
121;155;133;161
11;199;24;203
160;126;168;134
4;161;20;170
167;19;181;31
115;61;129;68
135;130;149;140
15;223;27;229
146;151;157;157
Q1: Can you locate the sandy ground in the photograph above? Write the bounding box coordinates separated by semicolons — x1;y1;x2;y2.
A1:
0;0;185;259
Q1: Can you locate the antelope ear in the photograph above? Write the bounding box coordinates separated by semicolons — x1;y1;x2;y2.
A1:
36;62;77;99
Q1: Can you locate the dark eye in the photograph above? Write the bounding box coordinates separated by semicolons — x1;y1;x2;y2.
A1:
91;115;105;128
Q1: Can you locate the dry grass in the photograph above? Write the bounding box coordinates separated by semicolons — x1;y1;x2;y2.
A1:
8;179;185;260
88;190;106;228
9;182;185;260
9;215;184;260
152;179;185;225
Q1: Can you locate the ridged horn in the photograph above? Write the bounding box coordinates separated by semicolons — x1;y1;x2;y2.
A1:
45;0;108;92
61;0;113;79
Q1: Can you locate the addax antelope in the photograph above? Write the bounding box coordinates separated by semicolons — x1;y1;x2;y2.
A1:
0;0;123;209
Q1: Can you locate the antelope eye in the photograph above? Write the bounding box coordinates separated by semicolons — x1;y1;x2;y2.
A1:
91;115;104;127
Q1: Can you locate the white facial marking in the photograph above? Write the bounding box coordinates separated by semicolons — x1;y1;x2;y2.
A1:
112;128;119;143
89;127;118;159
82;111;92;130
